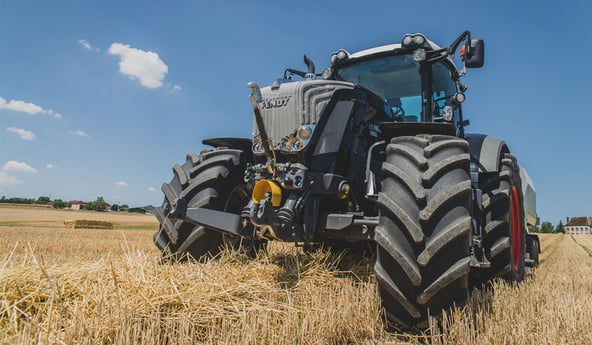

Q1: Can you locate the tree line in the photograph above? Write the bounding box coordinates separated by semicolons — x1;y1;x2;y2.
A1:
0;195;146;214
530;220;564;234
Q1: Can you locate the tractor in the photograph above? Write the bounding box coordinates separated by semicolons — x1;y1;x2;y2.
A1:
153;31;539;329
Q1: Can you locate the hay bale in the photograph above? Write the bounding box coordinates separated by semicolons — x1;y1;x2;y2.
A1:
64;219;113;229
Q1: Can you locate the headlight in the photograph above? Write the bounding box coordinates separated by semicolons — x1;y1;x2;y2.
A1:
291;139;303;151
279;125;315;152
297;126;313;140
252;142;264;153
402;33;427;48
331;49;349;65
402;35;414;47
280;137;292;152
252;136;264;153
413;35;426;45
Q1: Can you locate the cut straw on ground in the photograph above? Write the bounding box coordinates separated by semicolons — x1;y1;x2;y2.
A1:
1;217;591;344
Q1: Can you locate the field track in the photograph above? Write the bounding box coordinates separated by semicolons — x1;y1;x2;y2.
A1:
1;206;591;344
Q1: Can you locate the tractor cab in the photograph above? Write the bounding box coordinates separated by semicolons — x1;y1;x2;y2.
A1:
326;32;484;136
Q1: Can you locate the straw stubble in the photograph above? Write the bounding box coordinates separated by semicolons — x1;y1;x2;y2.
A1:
1;223;591;344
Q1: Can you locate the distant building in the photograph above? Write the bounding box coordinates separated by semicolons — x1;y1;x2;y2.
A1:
565;217;592;234
69;200;85;211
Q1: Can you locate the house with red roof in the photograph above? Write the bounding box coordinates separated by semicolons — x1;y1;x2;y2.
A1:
565;217;592;234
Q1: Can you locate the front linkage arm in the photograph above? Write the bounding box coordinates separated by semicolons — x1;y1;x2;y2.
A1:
169;197;250;238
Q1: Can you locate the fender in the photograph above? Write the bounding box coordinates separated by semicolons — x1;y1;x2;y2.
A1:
465;133;509;172
202;137;253;161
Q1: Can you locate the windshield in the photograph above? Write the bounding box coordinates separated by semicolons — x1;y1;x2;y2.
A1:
336;55;458;123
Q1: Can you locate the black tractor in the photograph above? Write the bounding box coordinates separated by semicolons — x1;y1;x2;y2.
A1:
153;31;539;329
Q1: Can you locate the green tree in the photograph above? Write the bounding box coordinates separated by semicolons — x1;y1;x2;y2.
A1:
84;200;94;210
97;197;106;211
1;197;35;204
86;197;107;212
53;199;67;209
36;196;51;204
556;220;564;233
127;207;146;214
539;221;555;233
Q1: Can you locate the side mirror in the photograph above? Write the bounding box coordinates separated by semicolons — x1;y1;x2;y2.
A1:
463;39;484;68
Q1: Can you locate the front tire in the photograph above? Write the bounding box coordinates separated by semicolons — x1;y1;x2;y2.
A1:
375;135;472;329
153;148;263;260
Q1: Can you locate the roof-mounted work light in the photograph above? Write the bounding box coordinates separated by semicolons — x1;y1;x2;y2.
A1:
401;33;427;48
330;49;350;65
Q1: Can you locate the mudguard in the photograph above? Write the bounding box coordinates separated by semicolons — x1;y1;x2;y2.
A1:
202;137;252;151
465;133;509;172
202;137;253;161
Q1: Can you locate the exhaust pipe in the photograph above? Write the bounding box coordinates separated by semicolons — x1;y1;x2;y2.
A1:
304;55;315;80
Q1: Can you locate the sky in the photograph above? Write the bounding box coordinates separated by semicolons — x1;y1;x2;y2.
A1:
0;0;590;224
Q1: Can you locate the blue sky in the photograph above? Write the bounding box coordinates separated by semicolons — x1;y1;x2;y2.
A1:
0;0;590;224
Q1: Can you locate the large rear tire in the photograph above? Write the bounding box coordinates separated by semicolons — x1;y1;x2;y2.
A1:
375;135;472;329
473;153;526;283
153;148;264;260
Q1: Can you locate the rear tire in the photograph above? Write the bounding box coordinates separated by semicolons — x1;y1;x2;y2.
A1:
473;153;526;283
525;235;539;267
375;135;471;329
153;148;264;260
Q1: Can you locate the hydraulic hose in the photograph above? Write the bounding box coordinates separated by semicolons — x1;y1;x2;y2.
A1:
247;82;276;174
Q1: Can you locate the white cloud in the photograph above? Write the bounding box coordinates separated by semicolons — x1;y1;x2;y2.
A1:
171;84;182;93
78;39;92;50
116;181;128;187
0;97;62;118
148;186;156;192
69;130;89;137
79;39;100;52
6;127;35;140
0;97;43;114
46;163;57;169
2;160;37;174
46;109;62;119
108;43;168;88
0;172;23;186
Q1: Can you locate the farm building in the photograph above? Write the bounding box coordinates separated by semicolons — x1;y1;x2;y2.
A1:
565;217;592;234
69;200;85;210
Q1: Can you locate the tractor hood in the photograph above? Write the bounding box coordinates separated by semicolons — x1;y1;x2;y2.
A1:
252;80;354;153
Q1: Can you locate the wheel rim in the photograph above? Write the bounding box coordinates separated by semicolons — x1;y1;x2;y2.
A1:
510;186;522;270
225;185;249;214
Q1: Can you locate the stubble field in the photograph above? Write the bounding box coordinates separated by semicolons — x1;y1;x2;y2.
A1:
1;205;591;344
